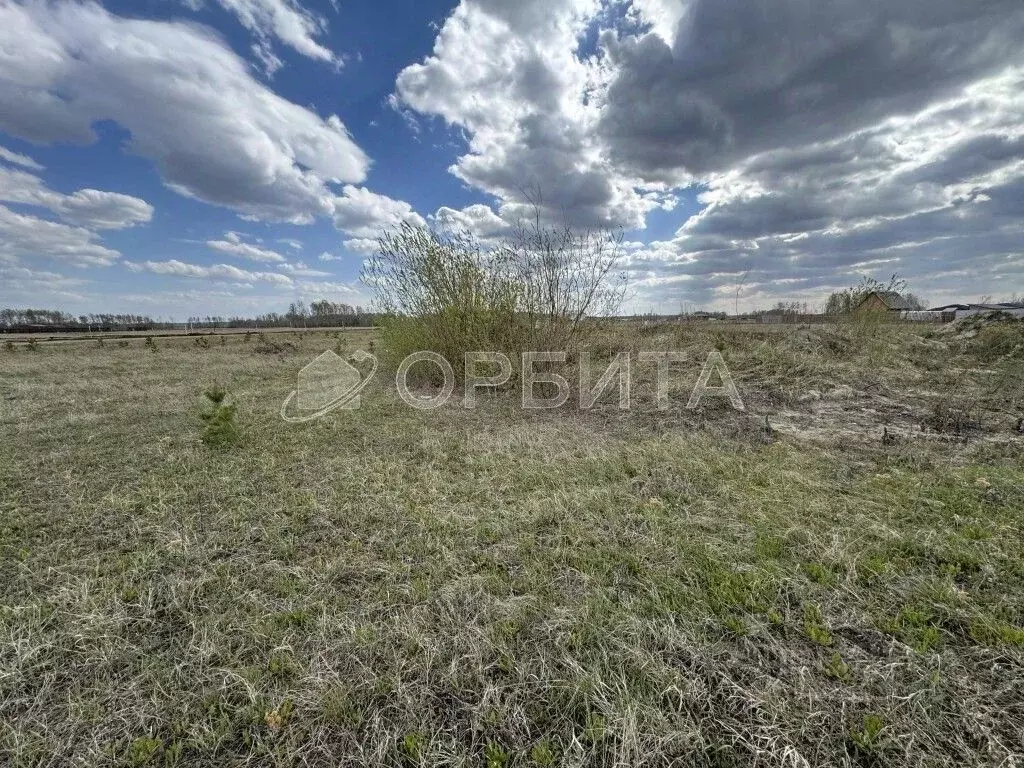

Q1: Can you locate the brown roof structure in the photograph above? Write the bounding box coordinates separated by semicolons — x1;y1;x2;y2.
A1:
857;291;915;311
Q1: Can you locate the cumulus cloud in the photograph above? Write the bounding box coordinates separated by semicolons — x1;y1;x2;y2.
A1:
625;0;685;47
395;0;662;229
58;189;154;230
0;262;89;304
6;0;1023;312
0;204;121;267
318;251;343;261
127;259;294;286
0;165;153;230
0;1;368;224
207;234;287;263
0;147;150;268
293;279;362;298
392;0;1024;309
621;64;1024;309
600;0;1024;180
430;203;509;239
332;185;426;238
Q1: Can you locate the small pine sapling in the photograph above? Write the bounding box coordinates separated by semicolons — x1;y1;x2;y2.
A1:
200;386;239;447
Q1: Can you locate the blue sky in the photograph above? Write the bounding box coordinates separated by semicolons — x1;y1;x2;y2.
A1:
1;0;1022;318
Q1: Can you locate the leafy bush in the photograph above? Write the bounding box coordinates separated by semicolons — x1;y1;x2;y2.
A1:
362;217;625;380
363;225;524;380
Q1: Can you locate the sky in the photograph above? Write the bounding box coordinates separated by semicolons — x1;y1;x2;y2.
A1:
0;0;1022;319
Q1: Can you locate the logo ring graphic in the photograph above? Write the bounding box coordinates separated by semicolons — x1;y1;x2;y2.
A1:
280;354;378;423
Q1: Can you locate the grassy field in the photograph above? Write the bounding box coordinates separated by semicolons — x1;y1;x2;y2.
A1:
1;323;1023;767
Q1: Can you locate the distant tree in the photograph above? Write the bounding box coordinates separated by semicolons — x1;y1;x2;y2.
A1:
286;301;309;327
903;293;926;311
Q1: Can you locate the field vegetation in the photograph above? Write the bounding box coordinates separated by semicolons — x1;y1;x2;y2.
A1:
362;219;626;381
1;316;1023;766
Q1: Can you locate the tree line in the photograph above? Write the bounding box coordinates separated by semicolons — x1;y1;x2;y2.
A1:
0;308;155;331
0;301;377;333
187;301;375;329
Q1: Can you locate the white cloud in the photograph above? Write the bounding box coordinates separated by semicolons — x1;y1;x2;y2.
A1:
0;262;89;305
0;165;153;230
340;239;377;255
57;189;154;230
431;203;509;239
204;0;339;73
128;259;294;286
293;279;363;299
318;251;343;261
332;185;426;238
0;143;44;171
0;204;121;267
626;0;685;47
598;0;1024;181
617;67;1024;311
277;260;331;277
5;0;1023;314
396;0;1024;310
394;0;659;229
207;235;287;263
0;1;368;224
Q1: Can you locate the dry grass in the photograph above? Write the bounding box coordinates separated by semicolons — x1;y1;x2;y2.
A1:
1;323;1022;767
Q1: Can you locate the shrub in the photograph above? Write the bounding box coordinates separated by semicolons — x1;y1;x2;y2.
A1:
364;225;524;379
362;217;625;380
4;340;14;353
969;322;1024;364
503;214;627;353
253;333;295;355
925;388;980;435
